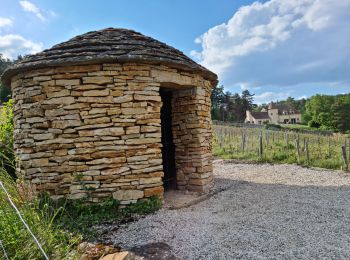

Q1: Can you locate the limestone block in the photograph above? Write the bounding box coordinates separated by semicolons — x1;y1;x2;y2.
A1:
87;156;126;165
113;95;133;103
52;120;81;129
144;186;164;197
139;177;162;184
125;138;160;145
113;189;144;201
32;133;55;141
121;107;147;115
82;89;109;96
43;96;75;105
56;79;80;86
107;108;122;115
134;94;161;102
33;76;52;81
79;127;124;137
77;96;114;103
46;89;70;98
140;126;159;133
83;76;113;84
32;158;49;167
84;117;111;125
126;126;140;135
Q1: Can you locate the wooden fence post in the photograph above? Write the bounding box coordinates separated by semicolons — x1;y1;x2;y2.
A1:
241;133;246;153
341;145;348;171
305;139;310;166
258;133;263;157
296;137;300;164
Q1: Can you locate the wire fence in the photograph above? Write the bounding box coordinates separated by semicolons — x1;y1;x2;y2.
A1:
0;238;9;260
0;181;49;260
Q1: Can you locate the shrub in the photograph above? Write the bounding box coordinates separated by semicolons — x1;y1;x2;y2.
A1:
308;120;320;128
0;99;15;178
264;123;281;130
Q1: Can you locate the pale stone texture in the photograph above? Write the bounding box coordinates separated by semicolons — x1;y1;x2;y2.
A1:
11;63;214;204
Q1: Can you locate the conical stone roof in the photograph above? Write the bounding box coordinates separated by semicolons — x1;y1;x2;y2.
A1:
1;28;217;85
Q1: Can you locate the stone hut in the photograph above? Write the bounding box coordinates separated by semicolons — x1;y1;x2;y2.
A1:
1;28;217;204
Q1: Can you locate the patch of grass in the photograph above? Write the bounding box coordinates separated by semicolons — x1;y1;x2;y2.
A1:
280;124;313;130
41;195;162;240
1;172;162;259
0;171;81;260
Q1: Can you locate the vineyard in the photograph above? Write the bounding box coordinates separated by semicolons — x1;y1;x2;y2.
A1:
213;124;350;171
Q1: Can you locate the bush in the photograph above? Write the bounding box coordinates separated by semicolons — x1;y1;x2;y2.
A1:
264;123;281;130
0;99;15;178
308;120;320;128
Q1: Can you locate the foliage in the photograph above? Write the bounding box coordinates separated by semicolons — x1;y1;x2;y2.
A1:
0;171;81;260
0;165;162;259
331;96;350;132
0;54;13;103
308;119;321;128
0;99;15;178
211;86;256;122
264;123;281;130
303;94;350;132
41;195;162;240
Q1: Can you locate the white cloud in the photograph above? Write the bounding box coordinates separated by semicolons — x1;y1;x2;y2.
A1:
0;34;42;59
0;17;13;28
192;0;350;89
254;91;292;104
19;1;55;22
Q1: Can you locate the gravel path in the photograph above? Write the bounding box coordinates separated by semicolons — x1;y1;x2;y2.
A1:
110;162;350;259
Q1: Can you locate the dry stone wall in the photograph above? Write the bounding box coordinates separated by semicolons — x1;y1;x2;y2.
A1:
11;62;213;204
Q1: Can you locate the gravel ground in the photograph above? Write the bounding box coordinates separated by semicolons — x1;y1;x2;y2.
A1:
109;161;350;259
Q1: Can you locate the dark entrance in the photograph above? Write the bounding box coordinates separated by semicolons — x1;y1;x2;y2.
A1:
160;89;176;190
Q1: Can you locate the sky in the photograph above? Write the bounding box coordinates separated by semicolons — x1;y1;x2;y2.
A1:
0;0;349;104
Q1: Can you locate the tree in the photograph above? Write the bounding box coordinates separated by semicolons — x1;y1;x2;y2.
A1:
210;85;225;120
303;93;350;132
0;54;13;103
331;95;350;132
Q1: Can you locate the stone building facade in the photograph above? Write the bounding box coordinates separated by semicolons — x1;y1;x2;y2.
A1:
245;102;302;125
1;28;217;204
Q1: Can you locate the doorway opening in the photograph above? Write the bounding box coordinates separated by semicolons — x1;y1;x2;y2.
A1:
160;88;177;190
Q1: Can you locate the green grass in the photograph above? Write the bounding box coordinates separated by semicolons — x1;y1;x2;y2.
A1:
43;195;162;240
0;171;162;259
0;171;81;259
214;125;347;171
280;124;314;130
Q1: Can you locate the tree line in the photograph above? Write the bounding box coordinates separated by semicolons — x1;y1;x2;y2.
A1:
211;85;256;122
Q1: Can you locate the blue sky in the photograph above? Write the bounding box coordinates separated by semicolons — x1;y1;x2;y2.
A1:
0;0;349;103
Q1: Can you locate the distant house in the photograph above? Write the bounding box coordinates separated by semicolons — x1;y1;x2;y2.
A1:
245;102;302;125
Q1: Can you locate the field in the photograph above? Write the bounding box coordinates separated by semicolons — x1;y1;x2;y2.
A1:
213;124;350;171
